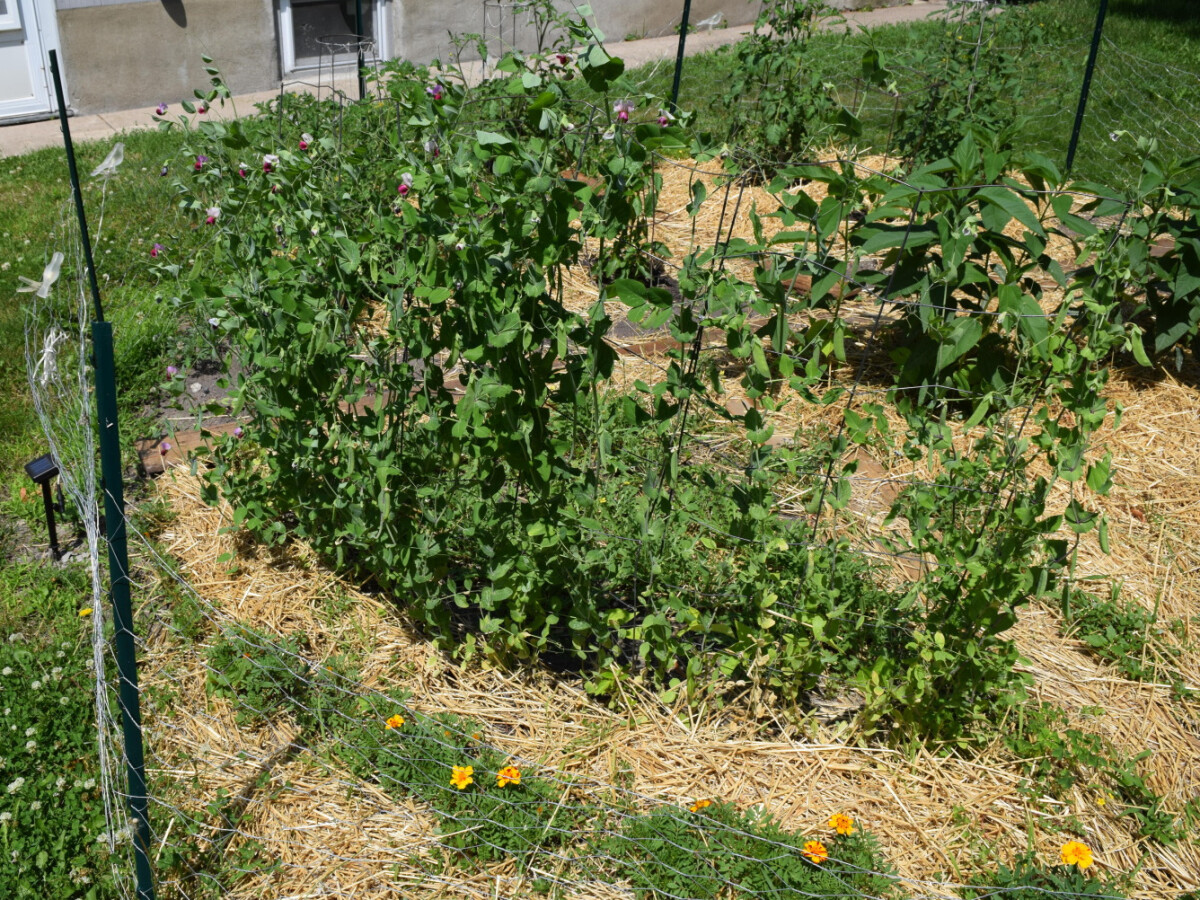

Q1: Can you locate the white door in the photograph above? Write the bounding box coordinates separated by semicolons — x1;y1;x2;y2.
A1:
0;0;62;122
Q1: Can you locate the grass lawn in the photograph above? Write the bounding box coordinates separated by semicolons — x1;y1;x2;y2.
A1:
575;0;1200;186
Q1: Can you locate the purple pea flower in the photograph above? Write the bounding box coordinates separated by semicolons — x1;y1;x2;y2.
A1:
155;102;167;116
424;139;439;158
159;164;169;177
613;99;635;123
397;172;413;196
166;365;178;376
194;155;209;171
555;54;570;66
426;84;444;101
237;163;248;177
233;426;244;438
198;102;208;115
263;153;279;173
159;441;172;455
151;243;165;258
205;206;221;225
299;133;313;151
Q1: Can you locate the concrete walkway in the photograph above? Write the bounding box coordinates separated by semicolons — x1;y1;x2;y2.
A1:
0;0;949;159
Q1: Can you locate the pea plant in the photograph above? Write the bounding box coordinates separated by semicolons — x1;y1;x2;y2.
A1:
717;0;856;178
154;1;1182;743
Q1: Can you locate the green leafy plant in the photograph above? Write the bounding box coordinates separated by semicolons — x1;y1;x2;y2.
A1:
335;696;582;864
606;802;900;899
893;3;1038;164
1078;142;1200;364
1002;703;1186;844
1062;586;1184;686
963;850;1129;900
205;628;313;726
718;0;853;176
0;624;118;899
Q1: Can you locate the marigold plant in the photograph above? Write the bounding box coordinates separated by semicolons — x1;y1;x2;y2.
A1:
450;765;474;791
1059;840;1093;870
690;799;713;813
497;766;521;788
385;714;405;730
802;840;828;864
828;813;854;835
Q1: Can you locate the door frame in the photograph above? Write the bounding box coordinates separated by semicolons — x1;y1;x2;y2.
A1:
0;0;65;123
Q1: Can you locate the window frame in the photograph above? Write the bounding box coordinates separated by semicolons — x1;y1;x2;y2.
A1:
0;0;23;33
277;0;389;76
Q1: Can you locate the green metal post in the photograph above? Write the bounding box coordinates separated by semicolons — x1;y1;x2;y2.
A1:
1065;0;1109;175
355;0;366;101
48;52;103;323
94;323;156;900
49;50;156;900
669;0;693;114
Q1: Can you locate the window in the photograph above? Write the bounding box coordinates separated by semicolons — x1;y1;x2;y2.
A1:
0;0;22;32
278;0;388;74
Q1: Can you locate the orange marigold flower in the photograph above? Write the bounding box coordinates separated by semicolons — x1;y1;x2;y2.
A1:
497;766;521;788
1060;840;1094;870
449;765;474;790
385;714;405;730
690;799;713;813
828;813;855;835
802;841;828;864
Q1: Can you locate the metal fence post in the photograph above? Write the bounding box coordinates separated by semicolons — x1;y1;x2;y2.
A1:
669;0;694;113
49;50;156;900
355;0;366;101
1065;0;1109;175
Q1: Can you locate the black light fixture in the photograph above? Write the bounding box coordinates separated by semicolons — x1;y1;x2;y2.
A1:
24;453;62;561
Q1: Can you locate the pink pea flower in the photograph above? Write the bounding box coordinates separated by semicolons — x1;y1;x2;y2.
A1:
237;163;248;177
155;102;167;116
657;109;674;127
263;153;279;173
426;84;444;101
424;139;439;158
613;99;634;123
198;102;208;115
271;184;280;194
194;155;209;170
397;172;413;196
205;207;221;225
151;243;165;258
166;365;178;376
299;133;313;151
233;426;244;438
556;54;570;66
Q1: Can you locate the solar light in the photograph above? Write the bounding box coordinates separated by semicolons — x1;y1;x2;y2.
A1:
24;453;62;561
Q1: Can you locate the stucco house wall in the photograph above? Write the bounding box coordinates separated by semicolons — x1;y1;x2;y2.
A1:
53;0;909;116
56;0;277;116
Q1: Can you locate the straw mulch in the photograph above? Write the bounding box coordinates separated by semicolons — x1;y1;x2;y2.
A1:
134;157;1199;898
141;357;1200;900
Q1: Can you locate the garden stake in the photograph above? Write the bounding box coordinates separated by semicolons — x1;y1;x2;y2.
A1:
49;49;156;900
1065;0;1109;174
669;0;693;114
355;0;366;102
